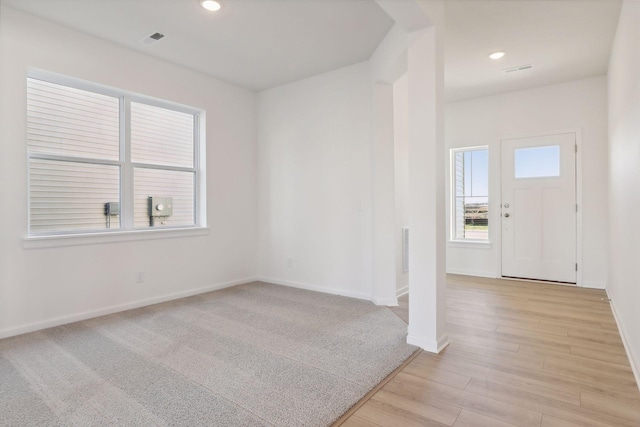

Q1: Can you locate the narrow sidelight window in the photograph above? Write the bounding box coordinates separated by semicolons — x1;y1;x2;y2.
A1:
451;147;489;240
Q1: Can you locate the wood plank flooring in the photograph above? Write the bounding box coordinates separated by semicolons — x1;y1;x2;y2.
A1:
335;274;640;427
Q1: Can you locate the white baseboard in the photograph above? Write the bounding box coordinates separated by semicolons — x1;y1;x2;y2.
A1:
581;280;606;289
371;296;398;306
256;277;371;301
396;285;409;298
0;277;257;340
609;298;640;392
407;333;450;354
446;268;497;278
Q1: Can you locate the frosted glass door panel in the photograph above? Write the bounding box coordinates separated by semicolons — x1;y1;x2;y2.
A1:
514;145;560;178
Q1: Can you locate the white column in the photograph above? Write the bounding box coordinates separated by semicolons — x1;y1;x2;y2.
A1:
406;24;448;353
371;83;398;306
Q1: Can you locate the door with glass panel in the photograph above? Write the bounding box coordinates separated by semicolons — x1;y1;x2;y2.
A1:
501;133;576;283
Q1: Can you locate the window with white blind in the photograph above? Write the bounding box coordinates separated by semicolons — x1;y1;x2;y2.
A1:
451;147;489;241
27;71;204;237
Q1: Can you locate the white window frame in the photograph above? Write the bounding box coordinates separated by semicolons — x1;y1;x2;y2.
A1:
450;146;489;243
25;69;207;246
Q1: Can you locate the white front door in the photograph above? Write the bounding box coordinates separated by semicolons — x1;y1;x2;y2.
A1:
501;133;577;283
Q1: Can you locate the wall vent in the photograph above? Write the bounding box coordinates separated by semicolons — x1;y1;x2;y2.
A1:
140;32;165;46
402;227;410;273
503;64;534;74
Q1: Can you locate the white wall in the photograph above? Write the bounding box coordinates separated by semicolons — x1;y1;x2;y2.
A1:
370;22;410;304
446;76;609;288
393;73;409;294
0;7;258;337
607;0;640;385
370;23;408;84
256;62;374;299
371;82;398;305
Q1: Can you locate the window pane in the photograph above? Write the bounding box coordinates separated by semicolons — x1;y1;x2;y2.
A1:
455;196;465;239
515;145;560;178
455;152;465;197
29;159;120;232
471;149;488;196
462;196;488;240
131;102;194;168
134;168;194;228
453;148;489;240
463;151;472;197
27;78;119;161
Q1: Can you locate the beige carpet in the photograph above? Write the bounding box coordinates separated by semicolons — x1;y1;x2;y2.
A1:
0;282;416;426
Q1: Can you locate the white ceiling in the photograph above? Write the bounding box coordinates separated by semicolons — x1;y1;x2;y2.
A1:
1;0;394;91
1;0;623;100
444;0;622;102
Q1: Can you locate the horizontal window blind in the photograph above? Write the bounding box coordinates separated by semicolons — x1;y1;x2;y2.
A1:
131;102;194;168
29;159;120;232
27;78;119;161
455;152;465;239
133;168;194;228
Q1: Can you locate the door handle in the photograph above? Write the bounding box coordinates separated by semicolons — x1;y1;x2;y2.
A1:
504;213;510;218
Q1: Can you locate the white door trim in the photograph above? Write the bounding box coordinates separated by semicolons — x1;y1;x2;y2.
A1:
498;128;583;287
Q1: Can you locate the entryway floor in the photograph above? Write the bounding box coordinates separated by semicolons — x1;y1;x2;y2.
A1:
336;274;640;427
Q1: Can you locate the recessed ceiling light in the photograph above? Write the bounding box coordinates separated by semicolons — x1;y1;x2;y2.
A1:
489;51;506;60
201;0;221;11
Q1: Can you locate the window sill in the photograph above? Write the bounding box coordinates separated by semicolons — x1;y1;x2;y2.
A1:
448;240;492;250
23;227;210;249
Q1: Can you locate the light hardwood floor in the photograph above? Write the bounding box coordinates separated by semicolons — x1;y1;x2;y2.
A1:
334;274;640;427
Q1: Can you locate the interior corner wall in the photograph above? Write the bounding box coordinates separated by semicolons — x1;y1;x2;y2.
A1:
256;62;374;299
607;0;640;384
445;76;609;288
0;6;258;337
393;73;409;294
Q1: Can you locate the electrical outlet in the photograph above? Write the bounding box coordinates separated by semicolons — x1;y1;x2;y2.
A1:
287;257;293;268
136;272;145;283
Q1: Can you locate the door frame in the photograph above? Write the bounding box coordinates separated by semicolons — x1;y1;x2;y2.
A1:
497;128;583;287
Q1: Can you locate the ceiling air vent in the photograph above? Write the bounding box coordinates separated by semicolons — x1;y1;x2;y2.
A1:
503;64;534;74
140;32;165;46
